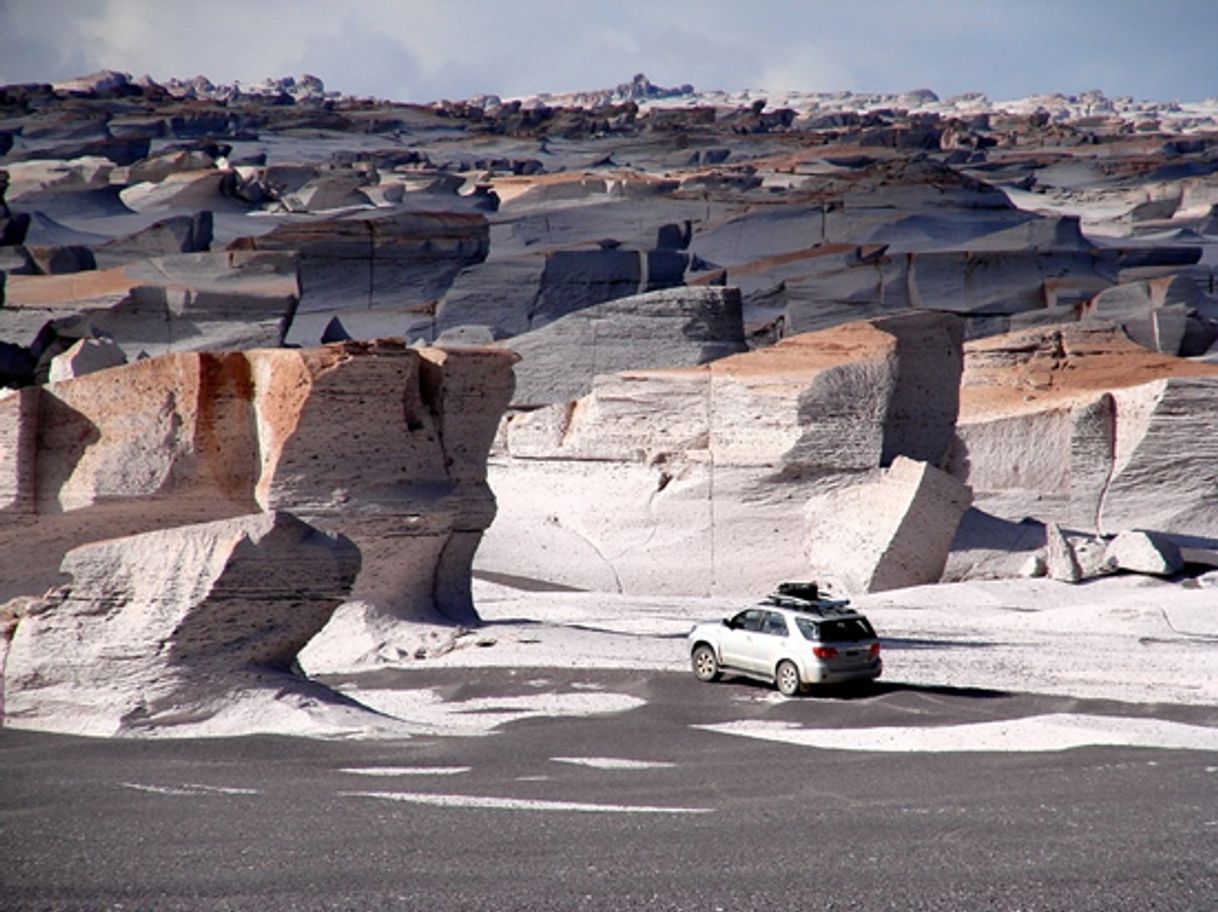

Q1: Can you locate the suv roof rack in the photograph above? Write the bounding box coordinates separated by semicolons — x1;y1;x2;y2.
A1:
762;592;854;614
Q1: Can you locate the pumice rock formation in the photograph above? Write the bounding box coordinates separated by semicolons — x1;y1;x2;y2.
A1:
504;285;748;406
948;324;1218;539
804;456;973;593
478;311;963;595
1;339;516;732
5;69;1218;731
3;512;360;736
0;339;516;616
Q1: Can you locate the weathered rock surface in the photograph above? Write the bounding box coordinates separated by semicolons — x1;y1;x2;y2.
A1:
1084;274;1217;356
0;341;517;628
804;456;972;594
478;312;962;594
949;325;1218;540
1044;521;1083;583
1103;529;1185;576
2;511;360;736
1;250;299;365
505;285;747;406
434;246;690;340
4;71;1218;705
230;210;490;345
93;210;213;266
46;335;127;381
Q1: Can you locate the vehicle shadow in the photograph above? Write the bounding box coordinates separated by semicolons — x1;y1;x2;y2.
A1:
881;637;1005;650
719;675;1010;702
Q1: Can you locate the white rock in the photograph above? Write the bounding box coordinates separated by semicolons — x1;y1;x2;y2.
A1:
1103;530;1184;576
480;314;964;595
2;512;360;736
1099;378;1218;537
1019;553;1047;577
1044;522;1082;583
804;457;973;594
951;326;1218;542
0;341;517;630
47;336;127;382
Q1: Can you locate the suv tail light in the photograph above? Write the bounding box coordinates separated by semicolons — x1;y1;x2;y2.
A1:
869;642;882;658
813;646;838;659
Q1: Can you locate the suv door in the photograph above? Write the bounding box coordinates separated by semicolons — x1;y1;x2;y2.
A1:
720;609;763;670
748;610;791;674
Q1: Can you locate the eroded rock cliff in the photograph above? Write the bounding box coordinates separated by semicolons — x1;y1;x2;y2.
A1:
0;339;516;731
477;312;963;595
949;324;1218;538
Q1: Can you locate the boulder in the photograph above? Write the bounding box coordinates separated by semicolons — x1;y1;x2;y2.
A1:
46;336;127;382
803;457;972;594
118;169;241;212
1044;522;1082;583
282;173;373;211
434;246;690;339
2;511;360;736
944;509;1047;581
93;211;213;266
1104;530;1185;576
506;286;747;406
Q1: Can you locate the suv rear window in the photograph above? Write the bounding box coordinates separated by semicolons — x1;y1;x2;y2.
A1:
795;616;875;643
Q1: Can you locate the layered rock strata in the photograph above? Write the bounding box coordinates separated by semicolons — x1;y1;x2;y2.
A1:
3;512;360;736
1;250;299;375
0;340;517;623
477;312;963;595
230;211;490;344
504;285;748;406
948;325;1218;540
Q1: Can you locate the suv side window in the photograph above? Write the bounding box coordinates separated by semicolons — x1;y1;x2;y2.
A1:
761;611;789;636
731;609;764;632
795;616;819;641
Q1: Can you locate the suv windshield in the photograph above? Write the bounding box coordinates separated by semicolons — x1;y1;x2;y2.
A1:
795;616;875;643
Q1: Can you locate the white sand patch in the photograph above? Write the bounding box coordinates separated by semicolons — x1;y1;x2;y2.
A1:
121;783;203;797
551;757;676;770
342;790;711;814
854;577;1218;706
339;688;645;737
339;767;470;777
419;575;1218;707
122;782;260;796
697;713;1218;753
182;783;260;795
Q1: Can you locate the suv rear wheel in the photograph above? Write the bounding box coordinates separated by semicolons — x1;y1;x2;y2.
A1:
775;660;802;697
691;644;721;682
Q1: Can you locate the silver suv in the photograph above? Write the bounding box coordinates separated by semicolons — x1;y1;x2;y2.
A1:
687;584;882;696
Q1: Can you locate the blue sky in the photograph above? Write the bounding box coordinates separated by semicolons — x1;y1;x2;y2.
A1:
1;0;1215;102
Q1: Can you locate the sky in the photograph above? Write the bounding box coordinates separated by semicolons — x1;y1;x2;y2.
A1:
1;0;1215;104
